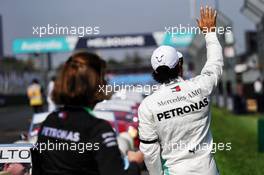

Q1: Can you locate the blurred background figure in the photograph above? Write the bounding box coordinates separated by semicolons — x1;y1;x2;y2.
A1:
1;163;30;175
26;79;44;114
254;78;263;95
47;76;56;112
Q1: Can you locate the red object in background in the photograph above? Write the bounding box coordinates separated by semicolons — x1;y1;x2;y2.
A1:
134;137;140;148
108;120;128;133
114;111;138;127
114;111;129;121
107;111;139;148
33;127;41;134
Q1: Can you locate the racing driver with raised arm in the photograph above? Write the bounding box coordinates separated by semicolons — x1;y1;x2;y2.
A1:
138;6;223;175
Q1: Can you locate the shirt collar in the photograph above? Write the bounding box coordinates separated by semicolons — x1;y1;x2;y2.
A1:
159;77;184;89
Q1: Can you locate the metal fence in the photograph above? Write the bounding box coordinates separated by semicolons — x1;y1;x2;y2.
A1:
0;71;43;94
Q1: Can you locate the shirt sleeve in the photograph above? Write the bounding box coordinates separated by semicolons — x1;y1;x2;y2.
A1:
138;101;163;175
91;121;140;175
190;32;224;96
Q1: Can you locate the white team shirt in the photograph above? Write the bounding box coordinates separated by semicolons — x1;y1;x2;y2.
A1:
138;32;223;175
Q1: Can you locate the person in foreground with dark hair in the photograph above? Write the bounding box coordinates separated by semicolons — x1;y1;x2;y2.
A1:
31;51;143;175
138;6;223;175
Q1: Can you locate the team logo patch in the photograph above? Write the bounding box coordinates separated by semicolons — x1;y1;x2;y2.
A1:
156;54;164;62
171;85;181;92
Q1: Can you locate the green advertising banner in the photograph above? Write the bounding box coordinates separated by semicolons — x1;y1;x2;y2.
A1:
162;32;195;47
12;37;78;54
13;32;194;54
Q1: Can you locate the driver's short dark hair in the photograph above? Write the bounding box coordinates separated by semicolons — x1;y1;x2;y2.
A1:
152;58;183;84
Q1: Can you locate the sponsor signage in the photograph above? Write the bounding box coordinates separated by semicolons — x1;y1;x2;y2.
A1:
0;144;32;163
76;32;194;50
13;32;194;54
12;37;78;54
162;32;194;47
76;33;157;49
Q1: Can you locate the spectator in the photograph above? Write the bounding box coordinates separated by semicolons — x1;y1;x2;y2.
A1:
27;79;44;113
47;76;56;112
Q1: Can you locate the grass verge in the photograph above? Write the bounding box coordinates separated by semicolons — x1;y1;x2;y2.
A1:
212;107;264;175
